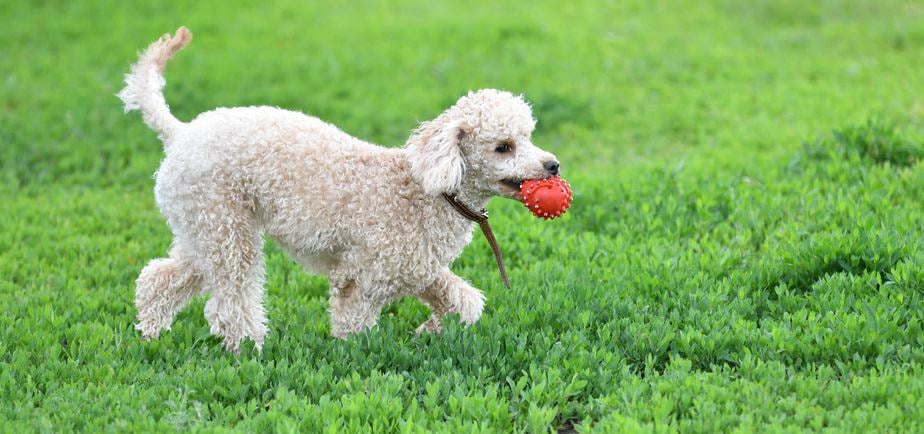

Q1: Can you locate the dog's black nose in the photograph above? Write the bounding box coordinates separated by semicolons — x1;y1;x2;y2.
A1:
544;160;560;176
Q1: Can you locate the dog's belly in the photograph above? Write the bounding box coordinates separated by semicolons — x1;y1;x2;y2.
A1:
268;227;343;276
286;249;339;277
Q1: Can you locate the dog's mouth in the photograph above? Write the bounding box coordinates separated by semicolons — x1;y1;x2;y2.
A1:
499;178;532;202
500;178;523;191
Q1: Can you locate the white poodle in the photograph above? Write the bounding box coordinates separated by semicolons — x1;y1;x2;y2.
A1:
119;27;561;352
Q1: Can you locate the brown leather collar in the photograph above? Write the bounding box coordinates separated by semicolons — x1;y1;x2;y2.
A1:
442;193;510;288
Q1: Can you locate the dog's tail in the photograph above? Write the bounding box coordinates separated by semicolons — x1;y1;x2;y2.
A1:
117;27;192;143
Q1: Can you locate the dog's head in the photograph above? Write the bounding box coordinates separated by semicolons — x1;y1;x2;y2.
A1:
406;89;559;200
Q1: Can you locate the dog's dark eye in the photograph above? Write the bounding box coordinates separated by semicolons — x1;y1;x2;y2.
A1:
495;142;513;153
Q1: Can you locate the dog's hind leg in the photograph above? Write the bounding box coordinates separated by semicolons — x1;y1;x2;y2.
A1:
327;268;387;338
135;242;203;340
197;211;268;353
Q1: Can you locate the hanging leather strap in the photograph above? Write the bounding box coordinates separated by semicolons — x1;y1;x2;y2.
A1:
442;193;510;288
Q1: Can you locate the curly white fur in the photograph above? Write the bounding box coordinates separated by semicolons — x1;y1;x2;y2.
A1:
120;27;560;352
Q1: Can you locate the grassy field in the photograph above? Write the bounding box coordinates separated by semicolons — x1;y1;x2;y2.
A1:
3;0;924;431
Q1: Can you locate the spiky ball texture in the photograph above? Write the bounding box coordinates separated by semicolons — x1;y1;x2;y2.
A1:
519;176;572;219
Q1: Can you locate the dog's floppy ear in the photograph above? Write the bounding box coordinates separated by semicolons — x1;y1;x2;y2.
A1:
406;118;467;195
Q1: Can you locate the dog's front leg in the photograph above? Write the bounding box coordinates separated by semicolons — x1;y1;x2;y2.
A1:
414;268;485;334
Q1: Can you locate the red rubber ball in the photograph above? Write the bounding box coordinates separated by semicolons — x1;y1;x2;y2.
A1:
519;176;573;220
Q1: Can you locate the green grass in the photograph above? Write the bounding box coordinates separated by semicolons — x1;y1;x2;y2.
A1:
2;0;924;432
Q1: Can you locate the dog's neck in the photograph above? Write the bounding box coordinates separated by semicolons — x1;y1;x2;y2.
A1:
441;192;510;288
446;189;491;212
442;193;487;222
450;176;497;211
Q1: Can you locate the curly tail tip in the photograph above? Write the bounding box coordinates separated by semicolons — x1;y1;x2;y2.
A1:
117;27;192;142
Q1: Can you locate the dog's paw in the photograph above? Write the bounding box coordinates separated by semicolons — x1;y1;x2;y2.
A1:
222;339;242;355
415;316;443;335
135;317;169;341
456;287;485;326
